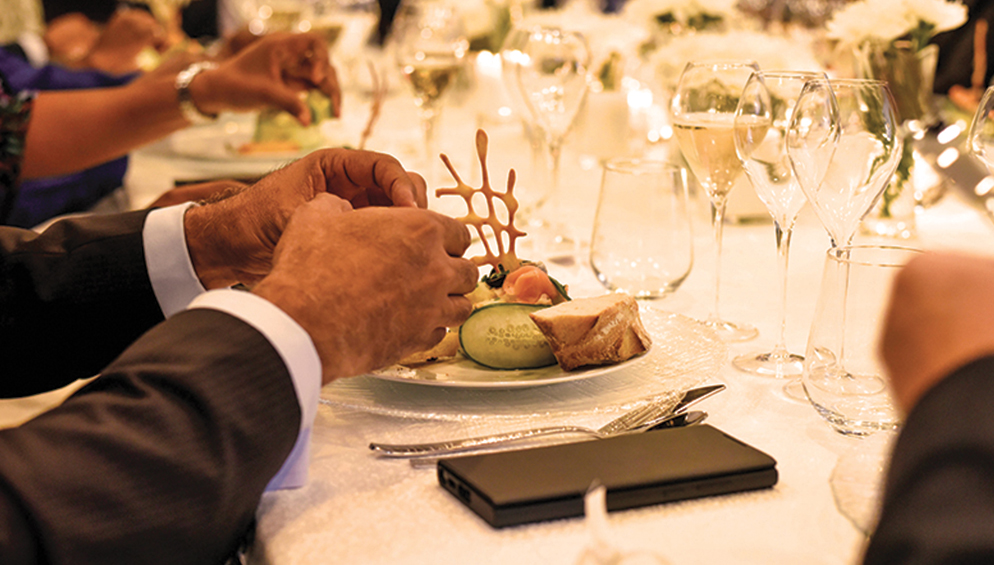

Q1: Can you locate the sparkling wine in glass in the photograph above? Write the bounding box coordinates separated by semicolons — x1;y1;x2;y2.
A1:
732;70;826;382
671;60;760;342
515;26;591;264
393;1;468;173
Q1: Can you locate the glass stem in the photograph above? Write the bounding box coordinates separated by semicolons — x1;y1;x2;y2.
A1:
837;246;853;376
772;220;794;358
420;103;440;175
710;197;728;322
548;136;563;205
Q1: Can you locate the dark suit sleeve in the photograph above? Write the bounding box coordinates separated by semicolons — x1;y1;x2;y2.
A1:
0;308;301;565
864;355;994;564
0;211;165;397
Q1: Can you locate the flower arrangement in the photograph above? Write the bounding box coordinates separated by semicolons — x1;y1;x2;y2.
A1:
622;0;739;33
826;0;967;50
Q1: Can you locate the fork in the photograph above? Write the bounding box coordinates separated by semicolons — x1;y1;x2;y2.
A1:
369;390;685;458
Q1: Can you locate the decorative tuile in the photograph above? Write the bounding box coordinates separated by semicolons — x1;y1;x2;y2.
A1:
437;130;525;272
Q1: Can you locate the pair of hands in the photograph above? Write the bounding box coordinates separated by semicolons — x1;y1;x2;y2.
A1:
45;9;171;75
184;149;478;385
881;252;994;414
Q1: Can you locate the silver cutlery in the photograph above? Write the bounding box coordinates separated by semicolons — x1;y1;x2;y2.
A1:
405;409;709;469
369;384;724;458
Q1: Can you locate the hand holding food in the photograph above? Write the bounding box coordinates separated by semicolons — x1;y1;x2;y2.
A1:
253;200;477;384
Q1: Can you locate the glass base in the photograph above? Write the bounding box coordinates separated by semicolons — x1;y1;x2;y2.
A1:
781;379;808;403
705;318;759;342
732;350;804;378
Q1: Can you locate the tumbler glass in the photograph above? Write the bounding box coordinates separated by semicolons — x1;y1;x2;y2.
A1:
590;159;694;298
803;244;922;436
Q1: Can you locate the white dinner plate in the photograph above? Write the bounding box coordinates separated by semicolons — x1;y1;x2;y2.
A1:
371;350;641;388
320;309;727;421
157;113;362;165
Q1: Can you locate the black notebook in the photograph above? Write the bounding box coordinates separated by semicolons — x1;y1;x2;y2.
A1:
438;424;778;528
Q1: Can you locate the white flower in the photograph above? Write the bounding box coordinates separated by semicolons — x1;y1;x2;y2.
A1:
826;0;967;44
903;0;969;33
649;29;824;88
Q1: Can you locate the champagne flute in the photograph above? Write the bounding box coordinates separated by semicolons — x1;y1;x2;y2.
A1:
786;78;903;250
787;78;903;403
671;60;760;342
515;26;591;263
733;70;826;380
393;0;468;173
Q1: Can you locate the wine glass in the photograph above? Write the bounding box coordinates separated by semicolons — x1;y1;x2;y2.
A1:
787;78;902;414
732;70;826;381
671;60;760;342
499;27;545;201
786;78;903;250
393;0;468;173
968;86;994;222
302;0;380;91
514;26;591;264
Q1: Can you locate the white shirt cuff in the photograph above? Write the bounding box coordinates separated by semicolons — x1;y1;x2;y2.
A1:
143;204;206;318
188;289;321;491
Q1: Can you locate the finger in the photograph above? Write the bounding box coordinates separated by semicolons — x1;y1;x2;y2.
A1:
439;295;474;328
449;257;480;295
323;150;420;207
321;66;342;118
436;214;472;257
265;84;311;125
312;192;354;214
409;172;428;208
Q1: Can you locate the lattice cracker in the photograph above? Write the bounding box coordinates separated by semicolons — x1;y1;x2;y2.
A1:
437;129;525;273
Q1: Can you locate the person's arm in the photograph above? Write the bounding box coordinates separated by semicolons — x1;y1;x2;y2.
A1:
20;31;340;179
863;356;994;564
0;211;164;396
0;307;303;565
865;252;994;563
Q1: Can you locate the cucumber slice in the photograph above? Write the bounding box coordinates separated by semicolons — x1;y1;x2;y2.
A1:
459;303;557;370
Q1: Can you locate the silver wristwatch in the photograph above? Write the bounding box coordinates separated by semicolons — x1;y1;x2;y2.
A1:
175;61;219;125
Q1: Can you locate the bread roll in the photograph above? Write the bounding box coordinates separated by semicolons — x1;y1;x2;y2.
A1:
529;294;651;371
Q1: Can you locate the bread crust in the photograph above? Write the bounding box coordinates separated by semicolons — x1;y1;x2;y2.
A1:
529;294;651;371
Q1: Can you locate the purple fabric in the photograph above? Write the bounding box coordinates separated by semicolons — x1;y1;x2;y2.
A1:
0;46;136;91
0;47;135;227
6;157;130;228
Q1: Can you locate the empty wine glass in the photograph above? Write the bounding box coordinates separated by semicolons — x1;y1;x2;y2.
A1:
733;70;826;380
393;0;468;173
499;27;545;204
671;60;760;342
515;26;591;264
787;78;903;412
787;78;903;250
968;86;994;222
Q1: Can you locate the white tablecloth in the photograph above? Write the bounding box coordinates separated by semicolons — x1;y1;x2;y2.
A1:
7;85;994;565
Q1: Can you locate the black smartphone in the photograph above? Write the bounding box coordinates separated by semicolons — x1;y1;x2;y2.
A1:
437;424;777;528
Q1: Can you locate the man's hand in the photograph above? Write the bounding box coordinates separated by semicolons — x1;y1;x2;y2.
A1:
190;32;341;123
880;252;994;413
252;198;478;384
183;148;427;289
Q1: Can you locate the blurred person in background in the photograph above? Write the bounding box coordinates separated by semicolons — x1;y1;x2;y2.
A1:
864;252;994;563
